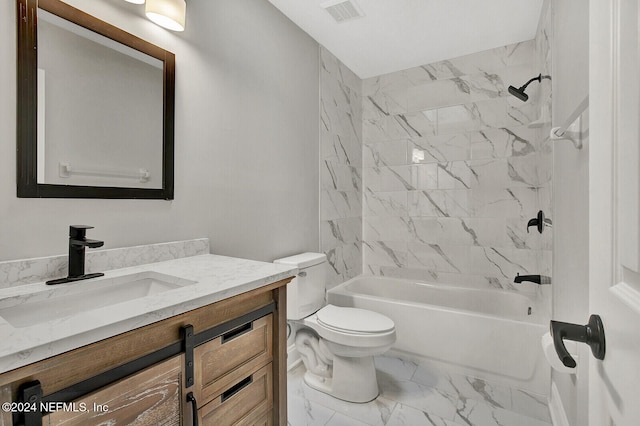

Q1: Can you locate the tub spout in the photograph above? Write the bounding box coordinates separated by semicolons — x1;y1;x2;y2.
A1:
514;273;551;285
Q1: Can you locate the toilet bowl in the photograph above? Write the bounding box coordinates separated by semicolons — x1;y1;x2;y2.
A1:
295;304;396;402
273;252;396;403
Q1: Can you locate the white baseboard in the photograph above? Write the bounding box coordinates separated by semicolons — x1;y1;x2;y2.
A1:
549;381;570;426
287;343;302;371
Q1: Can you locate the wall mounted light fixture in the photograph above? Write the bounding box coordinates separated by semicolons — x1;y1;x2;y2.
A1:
125;0;186;32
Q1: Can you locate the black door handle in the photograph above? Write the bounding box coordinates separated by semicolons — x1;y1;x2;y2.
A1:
549;314;605;368
186;392;198;426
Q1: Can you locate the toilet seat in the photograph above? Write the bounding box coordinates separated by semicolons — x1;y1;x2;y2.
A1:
303;304;396;348
316;305;395;334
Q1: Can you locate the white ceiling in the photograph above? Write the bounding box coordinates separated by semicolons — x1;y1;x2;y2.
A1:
267;0;544;79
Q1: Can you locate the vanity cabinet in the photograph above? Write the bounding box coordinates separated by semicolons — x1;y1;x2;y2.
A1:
0;278;290;426
45;355;184;426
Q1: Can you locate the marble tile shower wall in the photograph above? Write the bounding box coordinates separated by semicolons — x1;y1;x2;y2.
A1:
319;48;363;288
361;40;552;290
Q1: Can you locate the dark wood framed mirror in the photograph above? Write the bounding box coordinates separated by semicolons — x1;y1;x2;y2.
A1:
17;0;175;199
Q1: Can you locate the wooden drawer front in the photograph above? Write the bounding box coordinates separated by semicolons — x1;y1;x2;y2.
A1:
45;356;182;426
199;363;272;426
236;409;273;426
195;314;272;403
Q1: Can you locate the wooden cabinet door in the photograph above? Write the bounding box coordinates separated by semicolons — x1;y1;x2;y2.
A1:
44;356;183;426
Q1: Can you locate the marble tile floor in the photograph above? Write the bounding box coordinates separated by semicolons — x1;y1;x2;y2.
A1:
287;354;552;426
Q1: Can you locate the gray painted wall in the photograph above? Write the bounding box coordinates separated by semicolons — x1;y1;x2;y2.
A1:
0;0;319;262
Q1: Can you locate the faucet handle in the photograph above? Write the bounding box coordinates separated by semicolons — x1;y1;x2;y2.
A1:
69;225;94;239
527;210;552;234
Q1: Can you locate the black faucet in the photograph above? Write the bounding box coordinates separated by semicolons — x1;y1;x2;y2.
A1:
46;226;105;285
514;273;551;285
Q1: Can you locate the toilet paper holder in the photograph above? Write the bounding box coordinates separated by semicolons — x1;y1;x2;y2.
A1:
549;315;605;368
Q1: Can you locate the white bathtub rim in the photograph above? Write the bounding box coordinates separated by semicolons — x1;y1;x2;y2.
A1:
348;272;537;292
329;274;547;325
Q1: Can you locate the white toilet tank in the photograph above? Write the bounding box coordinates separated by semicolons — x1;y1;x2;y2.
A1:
273;252;326;320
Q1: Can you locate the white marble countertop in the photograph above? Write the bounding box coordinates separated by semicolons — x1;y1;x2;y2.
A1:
0;254;297;373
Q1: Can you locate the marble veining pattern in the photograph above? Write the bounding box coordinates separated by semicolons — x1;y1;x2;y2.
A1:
288;354;552;426
0;253;297;372
0;238;210;289
320;48;363;288
361;39;552;291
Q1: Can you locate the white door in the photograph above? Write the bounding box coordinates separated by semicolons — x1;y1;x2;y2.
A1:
589;0;640;424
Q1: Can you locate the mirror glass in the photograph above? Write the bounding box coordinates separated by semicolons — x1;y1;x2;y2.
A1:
17;0;175;199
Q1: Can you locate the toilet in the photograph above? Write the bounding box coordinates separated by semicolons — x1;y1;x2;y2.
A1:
274;252;396;403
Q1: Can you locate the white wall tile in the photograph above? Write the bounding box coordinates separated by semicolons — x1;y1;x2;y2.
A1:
407;243;469;274
321;218;362;251
364;166;415;192
409;190;472;218
321;190;362;221
319;48;363;282
363;241;408;268
470;126;537;160
358;40;548;297
436;217;506;247
364;141;409;167
363;189;408;217
470;187;539;218
408;217;440;244
322;160;361;191
403;41;535;84
411;164;439;190
364;116;414;142
364;216;411;242
410;134;470;164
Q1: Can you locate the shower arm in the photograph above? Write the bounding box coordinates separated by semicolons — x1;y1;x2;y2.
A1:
517;74;550;91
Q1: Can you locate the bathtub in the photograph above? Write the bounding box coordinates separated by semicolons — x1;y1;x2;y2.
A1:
327;275;549;394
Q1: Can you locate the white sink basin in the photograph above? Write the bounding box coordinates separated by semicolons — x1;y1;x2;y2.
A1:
0;271;196;328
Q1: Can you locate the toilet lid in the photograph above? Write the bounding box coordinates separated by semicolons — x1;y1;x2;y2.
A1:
316;305;394;334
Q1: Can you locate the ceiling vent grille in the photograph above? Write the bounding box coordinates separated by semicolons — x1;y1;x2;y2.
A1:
321;0;364;23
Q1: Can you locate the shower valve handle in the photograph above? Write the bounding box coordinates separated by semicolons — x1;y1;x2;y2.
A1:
527;210;552;233
549;315;605;368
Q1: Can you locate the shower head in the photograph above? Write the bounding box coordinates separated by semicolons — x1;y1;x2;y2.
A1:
508;85;529;102
508;73;550;102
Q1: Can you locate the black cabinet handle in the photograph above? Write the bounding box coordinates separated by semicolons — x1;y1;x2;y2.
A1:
221;322;253;344
221;375;253;402
550;314;605;368
186;392;198;426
